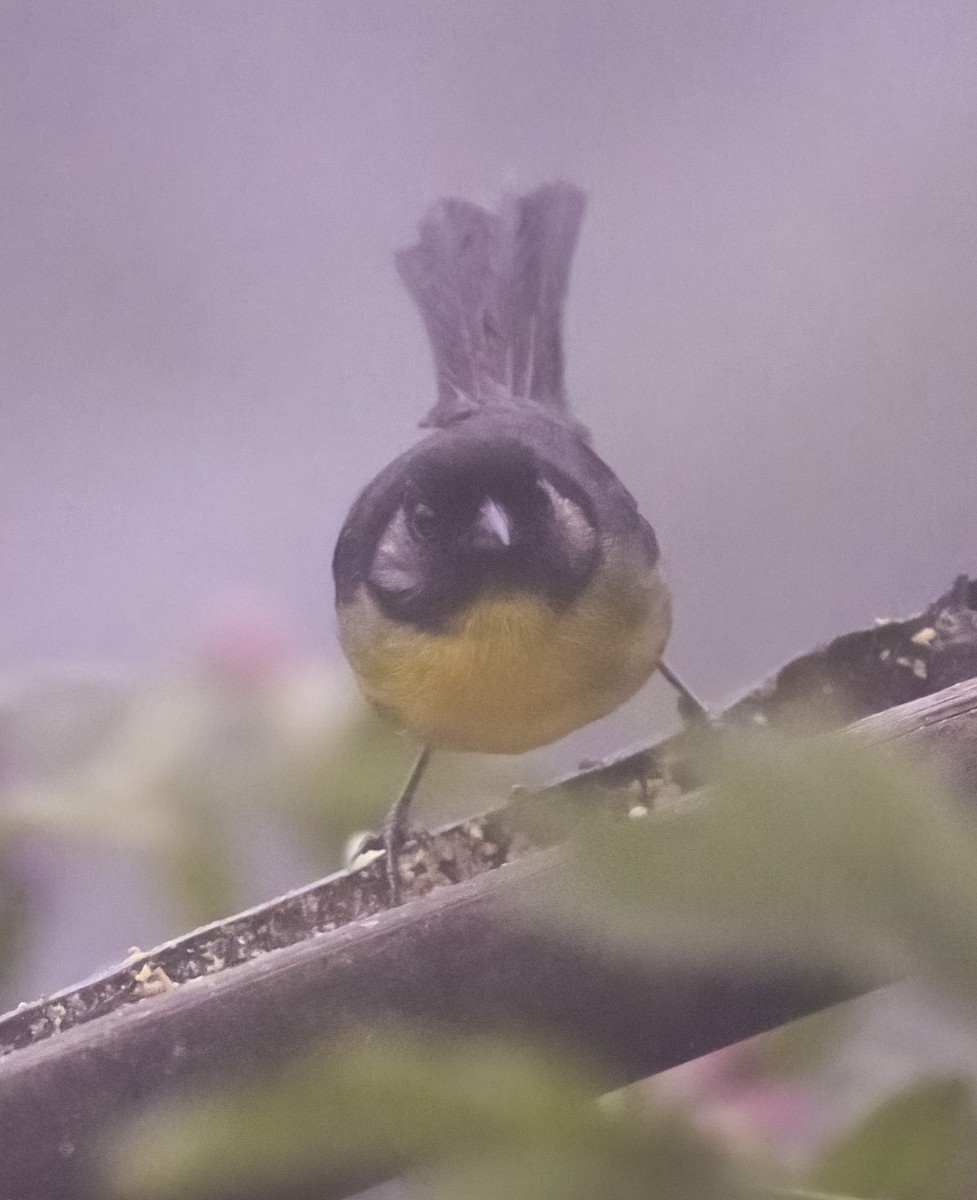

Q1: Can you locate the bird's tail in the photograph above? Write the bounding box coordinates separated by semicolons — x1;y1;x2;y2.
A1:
395;182;586;427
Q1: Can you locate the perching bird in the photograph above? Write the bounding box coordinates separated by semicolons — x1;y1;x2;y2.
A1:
333;183;701;898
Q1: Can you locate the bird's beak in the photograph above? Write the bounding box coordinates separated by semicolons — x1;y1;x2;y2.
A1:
473;498;511;548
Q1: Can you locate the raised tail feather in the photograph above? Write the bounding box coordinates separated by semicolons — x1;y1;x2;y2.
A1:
395;183;586;427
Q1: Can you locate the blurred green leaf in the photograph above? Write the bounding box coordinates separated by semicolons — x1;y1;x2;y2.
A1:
288;703;418;847
525;734;977;1005
0;858;30;991
156;785;240;925
752;1008;854;1081
811;1077;977;1200
103;1027;754;1200
777;1191;867;1199
422;1140;750;1200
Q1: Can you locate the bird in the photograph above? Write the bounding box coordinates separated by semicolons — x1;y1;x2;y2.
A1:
332;182;703;899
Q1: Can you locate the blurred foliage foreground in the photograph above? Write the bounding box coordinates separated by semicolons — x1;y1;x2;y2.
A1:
4;654;977;1198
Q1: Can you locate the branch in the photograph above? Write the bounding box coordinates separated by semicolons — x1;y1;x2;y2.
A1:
0;577;975;1199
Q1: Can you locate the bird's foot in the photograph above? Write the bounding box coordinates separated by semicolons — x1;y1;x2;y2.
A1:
381;807;417;906
347;819;420;907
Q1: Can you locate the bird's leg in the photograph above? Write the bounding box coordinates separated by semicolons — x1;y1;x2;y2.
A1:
657;659;712;726
382;744;432;905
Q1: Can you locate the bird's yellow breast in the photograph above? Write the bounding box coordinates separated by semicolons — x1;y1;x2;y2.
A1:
338;558;671;754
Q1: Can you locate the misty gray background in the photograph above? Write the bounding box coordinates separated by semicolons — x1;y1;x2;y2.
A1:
4;1;975;704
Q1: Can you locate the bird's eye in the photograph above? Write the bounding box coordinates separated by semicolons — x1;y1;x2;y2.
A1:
409;502;438;539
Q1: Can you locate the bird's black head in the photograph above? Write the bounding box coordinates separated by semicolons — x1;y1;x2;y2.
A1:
364;436;599;629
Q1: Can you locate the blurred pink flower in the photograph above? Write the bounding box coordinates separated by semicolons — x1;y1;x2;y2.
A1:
193;591;295;690
656;1043;820;1162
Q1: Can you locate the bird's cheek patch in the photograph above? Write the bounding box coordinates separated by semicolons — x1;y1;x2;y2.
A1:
369;507;423;596
538;479;597;576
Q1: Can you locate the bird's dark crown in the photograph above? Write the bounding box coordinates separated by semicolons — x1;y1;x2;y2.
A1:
402;437;546;536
